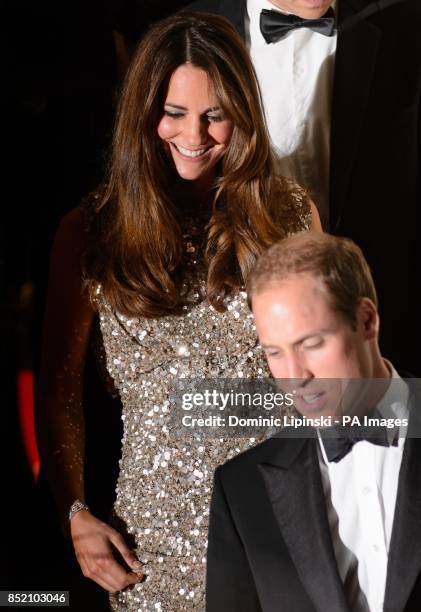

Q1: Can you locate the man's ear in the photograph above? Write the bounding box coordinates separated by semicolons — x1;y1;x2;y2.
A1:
356;297;379;340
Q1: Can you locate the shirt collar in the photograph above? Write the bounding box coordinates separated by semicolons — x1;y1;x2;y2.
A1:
247;0;338;21
317;361;409;462
376;360;409;444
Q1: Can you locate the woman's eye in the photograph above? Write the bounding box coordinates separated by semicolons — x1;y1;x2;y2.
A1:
164;110;184;119
207;114;225;123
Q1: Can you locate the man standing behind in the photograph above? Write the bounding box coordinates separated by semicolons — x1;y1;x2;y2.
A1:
206;233;421;611
188;0;421;373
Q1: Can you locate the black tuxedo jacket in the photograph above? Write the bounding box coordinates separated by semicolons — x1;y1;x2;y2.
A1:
206;391;421;611
187;0;421;373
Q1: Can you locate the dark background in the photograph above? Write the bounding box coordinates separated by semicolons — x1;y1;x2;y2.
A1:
2;1;418;609
1;1;189;609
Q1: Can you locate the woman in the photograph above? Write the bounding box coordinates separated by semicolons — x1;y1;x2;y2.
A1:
38;12;321;611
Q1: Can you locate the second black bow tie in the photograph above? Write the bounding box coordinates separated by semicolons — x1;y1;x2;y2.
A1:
320;422;392;463
260;8;335;44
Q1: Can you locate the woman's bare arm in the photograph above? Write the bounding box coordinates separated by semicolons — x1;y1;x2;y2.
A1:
309;200;323;232
37;208;94;517
36;208;143;592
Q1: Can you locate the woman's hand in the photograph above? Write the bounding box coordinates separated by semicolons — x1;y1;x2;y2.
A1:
70;510;144;593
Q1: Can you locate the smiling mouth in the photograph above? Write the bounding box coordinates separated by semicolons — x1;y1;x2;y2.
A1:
171;143;212;159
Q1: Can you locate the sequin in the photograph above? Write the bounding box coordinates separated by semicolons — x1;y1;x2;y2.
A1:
85;185;311;611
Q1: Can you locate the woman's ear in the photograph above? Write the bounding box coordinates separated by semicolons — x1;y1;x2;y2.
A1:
356;297;379;340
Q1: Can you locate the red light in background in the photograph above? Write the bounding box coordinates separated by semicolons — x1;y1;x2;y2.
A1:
17;369;40;480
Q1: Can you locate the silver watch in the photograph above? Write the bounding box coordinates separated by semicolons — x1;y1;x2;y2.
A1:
68;499;90;521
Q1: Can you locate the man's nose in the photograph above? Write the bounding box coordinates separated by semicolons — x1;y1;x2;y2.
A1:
284;353;311;382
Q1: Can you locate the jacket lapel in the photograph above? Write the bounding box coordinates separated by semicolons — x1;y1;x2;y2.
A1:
329;0;382;230
384;387;421;612
216;0;246;36
258;436;349;612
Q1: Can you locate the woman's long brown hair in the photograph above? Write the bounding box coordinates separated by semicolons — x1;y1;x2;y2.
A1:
84;12;295;317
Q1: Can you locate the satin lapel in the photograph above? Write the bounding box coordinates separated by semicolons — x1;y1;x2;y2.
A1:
329;0;382;230
217;0;246;36
259;437;349;612
384;388;421;612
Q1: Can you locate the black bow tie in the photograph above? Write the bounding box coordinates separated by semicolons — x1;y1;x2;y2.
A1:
320;421;392;463
260;7;335;44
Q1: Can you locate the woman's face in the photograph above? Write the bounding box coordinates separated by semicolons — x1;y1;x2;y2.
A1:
157;64;233;182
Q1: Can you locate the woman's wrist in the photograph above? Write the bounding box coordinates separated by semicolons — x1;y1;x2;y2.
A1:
68;499;90;522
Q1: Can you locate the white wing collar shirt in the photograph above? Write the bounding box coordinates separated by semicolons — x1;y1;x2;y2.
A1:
245;0;337;229
318;364;409;612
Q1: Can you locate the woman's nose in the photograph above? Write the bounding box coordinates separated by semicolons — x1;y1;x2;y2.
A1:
184;115;207;146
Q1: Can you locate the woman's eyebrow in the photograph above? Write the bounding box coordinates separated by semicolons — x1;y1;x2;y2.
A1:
165;103;187;110
165;103;222;113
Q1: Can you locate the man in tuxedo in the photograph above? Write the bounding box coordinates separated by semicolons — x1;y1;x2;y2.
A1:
206;233;421;612
187;0;421;373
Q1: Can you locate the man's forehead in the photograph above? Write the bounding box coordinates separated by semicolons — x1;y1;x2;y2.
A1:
252;273;329;305
251;276;339;342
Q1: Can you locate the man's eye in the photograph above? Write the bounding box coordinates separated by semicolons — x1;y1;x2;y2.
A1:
266;351;283;359
164;110;184;119
303;340;324;350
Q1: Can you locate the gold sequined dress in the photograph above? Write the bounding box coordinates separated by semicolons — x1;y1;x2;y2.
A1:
91;187;310;611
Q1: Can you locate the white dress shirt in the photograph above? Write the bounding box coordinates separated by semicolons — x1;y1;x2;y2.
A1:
318;365;409;612
245;0;337;228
